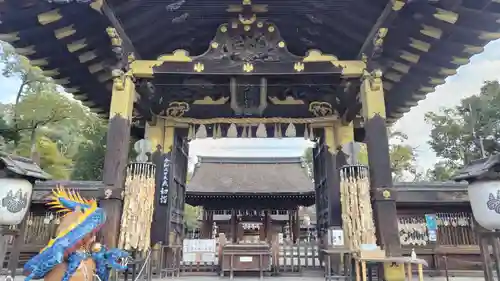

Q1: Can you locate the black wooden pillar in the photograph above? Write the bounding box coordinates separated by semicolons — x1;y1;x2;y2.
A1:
101;72;135;248
312;129;342;242
151;127;189;246
360;70;401;256
170;128;189;243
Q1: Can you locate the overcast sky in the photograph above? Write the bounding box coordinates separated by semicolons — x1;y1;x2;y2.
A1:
1;39;499;171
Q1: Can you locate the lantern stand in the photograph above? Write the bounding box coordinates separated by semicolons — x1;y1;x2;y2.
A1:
0;152;51;278
453;154;500;281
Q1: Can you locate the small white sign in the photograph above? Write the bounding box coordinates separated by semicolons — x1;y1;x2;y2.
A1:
182;239;217;263
328;228;344;246
239;256;253;262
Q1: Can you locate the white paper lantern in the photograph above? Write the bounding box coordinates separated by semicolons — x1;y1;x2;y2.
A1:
468;180;500;230
0;178;32;225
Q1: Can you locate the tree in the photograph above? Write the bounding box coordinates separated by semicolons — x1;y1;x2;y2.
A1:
15;86;89;154
303;147;313;178
302;129;418;181
425;161;458;182
425;80;500;180
184;205;201;231
184;171;200;231
0;108;20;147
71;120;108;180
357;130;417;181
0;42;48;129
15;136;72;179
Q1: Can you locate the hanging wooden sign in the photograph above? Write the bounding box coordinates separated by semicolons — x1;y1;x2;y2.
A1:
159;155;171;205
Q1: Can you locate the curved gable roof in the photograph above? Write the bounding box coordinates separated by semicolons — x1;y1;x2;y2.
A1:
187;156;313;194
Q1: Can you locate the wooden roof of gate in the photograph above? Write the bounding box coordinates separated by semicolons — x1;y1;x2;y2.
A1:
2;0;500;123
187;156;314;195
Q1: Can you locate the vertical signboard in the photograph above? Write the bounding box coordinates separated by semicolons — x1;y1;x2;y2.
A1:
159;156;170;205
151;152;173;245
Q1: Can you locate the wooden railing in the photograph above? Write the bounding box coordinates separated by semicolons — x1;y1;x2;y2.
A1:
153;241;322;277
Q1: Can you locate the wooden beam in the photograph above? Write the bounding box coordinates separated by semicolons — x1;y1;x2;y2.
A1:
33;180;122;202
101;0;141;59
357;0;404;60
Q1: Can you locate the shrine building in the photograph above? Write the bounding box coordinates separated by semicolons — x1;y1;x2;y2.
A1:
186;156;314;244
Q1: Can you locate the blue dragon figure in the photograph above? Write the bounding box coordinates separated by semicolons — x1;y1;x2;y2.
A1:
24;187;130;281
91;243;129;281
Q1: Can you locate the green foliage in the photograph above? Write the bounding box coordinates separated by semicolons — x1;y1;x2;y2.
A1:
184;204;201;231
71;121;108;181
183;171;200;231
0;111;20;145
425;161;458;182
302;129;418;181
0;42;46;85
303;147;313;175
15;136;72;179
425;80;500;180
15;87;88;131
0;41;103;179
358;130;417;181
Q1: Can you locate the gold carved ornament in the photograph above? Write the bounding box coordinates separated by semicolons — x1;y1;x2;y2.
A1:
165;102;190;117
308;101;334;117
111;69;130;91
194;62;204;73
106;27;122;47
382;189;391;199
373;28;388;47
364;69;383;92
243;62;254;72
294;62;304;72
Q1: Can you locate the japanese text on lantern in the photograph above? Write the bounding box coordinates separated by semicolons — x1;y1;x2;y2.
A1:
160;156;170;205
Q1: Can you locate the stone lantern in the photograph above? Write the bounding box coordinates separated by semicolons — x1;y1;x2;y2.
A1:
0;152;51;273
453;154;500;230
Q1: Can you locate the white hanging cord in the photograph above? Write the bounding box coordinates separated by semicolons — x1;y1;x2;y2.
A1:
132;250;152;281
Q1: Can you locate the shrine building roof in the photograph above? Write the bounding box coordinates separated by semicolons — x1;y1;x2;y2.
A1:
2;0;500;124
186;156;314;195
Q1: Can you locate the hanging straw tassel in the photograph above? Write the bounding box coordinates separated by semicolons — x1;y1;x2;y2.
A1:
196;124;207;139
274;124;279;138
241;125;247;138
256;123;267;138
285;123;296;137
227;123;238;138
277;123;282;139
309;125;314;140
247;125;252;138
187;125;193;140
304;124;309;140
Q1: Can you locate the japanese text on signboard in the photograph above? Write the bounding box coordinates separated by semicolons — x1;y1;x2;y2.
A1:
159;156;170;205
